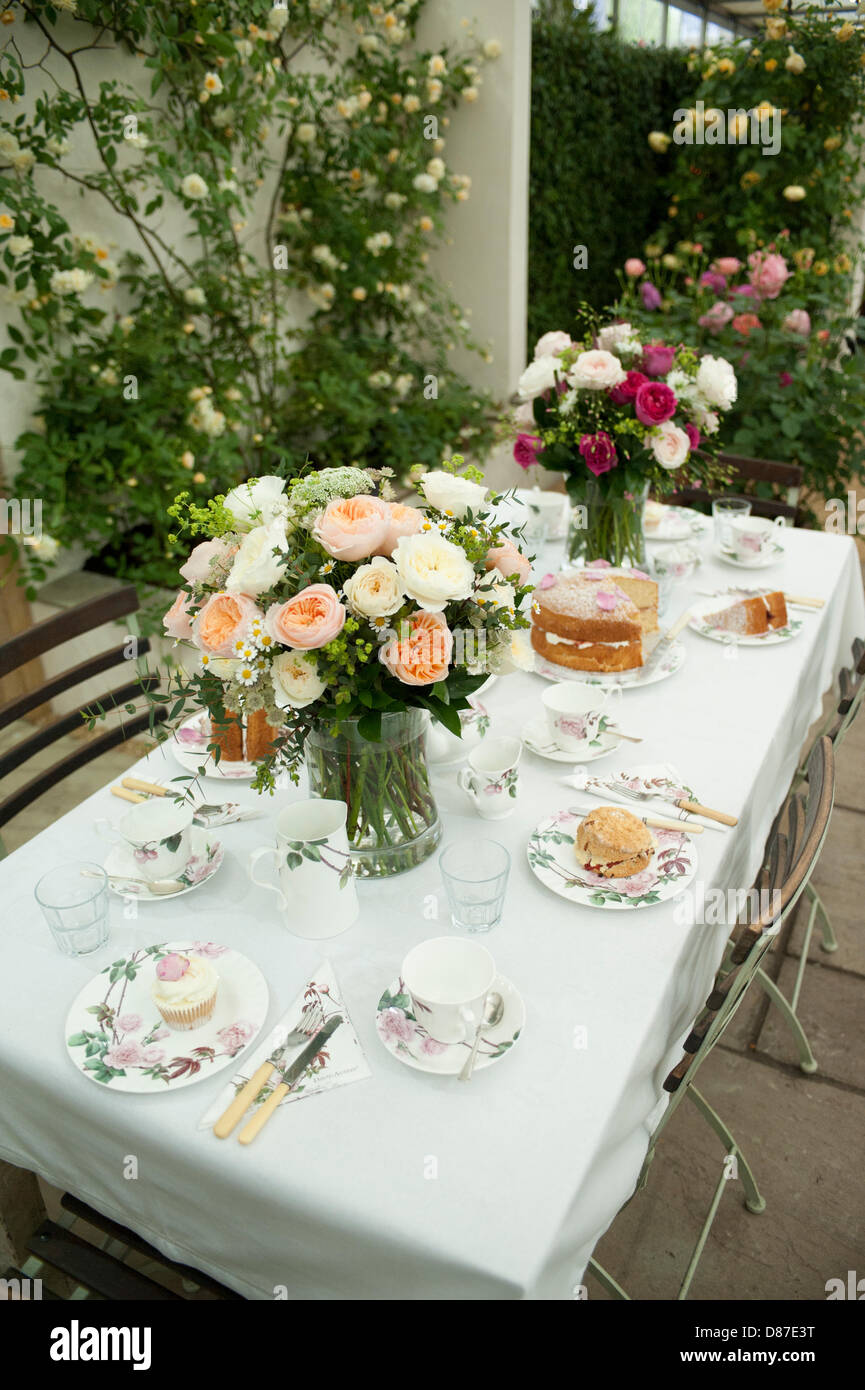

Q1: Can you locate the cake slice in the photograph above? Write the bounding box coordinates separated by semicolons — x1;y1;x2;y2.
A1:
210;707;280;763
584;563;659;635
705;590;788;636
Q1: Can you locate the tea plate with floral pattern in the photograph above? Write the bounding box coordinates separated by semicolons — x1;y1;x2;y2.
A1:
527;810;698;910
170;711;255;780
65;941;268;1092
103;828;224;902
376;973;524;1076
688;595;803;647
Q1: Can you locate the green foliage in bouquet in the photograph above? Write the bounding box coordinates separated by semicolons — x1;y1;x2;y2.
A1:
644;4;865;263
0;0;499;593
618;242;865;521
528;2;692;344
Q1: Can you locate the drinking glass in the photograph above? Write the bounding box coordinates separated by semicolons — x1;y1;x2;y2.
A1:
712;496;751;552
35;863;110;957
440;839;510;933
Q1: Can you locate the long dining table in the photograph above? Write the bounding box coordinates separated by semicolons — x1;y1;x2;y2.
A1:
1;522;863;1300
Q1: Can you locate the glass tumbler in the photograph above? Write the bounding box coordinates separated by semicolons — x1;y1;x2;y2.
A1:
35;863;110;957
440;839;511;934
712;496;751;553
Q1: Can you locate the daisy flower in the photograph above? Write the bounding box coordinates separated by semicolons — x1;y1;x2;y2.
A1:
237;666;258;686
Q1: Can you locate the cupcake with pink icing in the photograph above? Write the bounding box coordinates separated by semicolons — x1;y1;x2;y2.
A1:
151;952;219;1032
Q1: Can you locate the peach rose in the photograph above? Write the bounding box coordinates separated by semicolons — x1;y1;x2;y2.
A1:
265;584;346;650
379;610;453;686
194;592;262;656
163;590;195;640
485;537;531;585
376;501;425;556
313;494;390;561
179;537;237;585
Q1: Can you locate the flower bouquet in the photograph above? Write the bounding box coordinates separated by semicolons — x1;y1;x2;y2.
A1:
158;460;533;877
509;322;737;566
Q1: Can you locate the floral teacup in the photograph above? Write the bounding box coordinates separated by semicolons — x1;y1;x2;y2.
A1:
457;737;521;820
96;800;193;882
729;514;785;562
541;682;622;754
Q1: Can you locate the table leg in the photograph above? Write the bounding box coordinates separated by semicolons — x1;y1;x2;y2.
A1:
0;1158;46;1268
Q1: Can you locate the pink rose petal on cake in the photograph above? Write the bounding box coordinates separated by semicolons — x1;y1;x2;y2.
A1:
586;558;612;568
538;573;557;590
595;591;618;611
156;952;190;982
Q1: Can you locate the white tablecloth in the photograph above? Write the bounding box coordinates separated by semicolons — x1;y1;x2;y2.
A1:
1;528;862;1300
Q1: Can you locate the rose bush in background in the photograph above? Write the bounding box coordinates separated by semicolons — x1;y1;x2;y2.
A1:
0;0;501;609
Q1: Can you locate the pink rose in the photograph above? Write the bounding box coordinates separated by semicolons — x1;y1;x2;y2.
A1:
217;1021;255;1054
534;330;573;358
732;312;761;337
634;381;677;426
485;537;531;585
685;423;701;450
624;257;646;277
640;281;662;311
698;301;734;334
513;399;536;429
730;283;758;299
376;501;424;556
179;537;236;585
163;590;195;640
783;309;811;336
713;257;741;276
609;369;648;405
514;433;543;470
104;1041;144;1070
378;1008;416;1045
419;1036;448;1056
156;953;190;982
778;370;793;389
579;431;617;477
194;592;262;656
265;583;346;650
700;270;727;294
641;343;676;377
313;494;391;561
379;610;452;686
141;1047;165;1065
747;250;790;300
117;1013;143;1033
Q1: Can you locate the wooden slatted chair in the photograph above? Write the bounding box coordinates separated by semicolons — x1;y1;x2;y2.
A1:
0;584;167;841
751;639;865;1072
587;736;835;1300
667;452;803;524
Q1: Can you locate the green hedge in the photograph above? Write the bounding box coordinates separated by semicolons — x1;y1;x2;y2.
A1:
528;5;693;345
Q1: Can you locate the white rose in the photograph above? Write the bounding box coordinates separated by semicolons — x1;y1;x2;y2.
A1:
11;150;34;173
413;173;438;193
693;406;720;436
596;322;634;353
392;532;475;612
184;286;206;306
181;173;209;200
8;236;32;257
426;156;446;180
342;556;405;619
484;39;503;59
696;355;737;410
534;330;572;359
651;421;691;470
223;475;288;532
271;650;325;710
666;368;697;404
50;268;94;295
268;6;289;35
418;468;487;519
0;132;20;158
495;628;534;674
225;520;288;597
296;123;316;144
517;353;561;399
568;349;626;391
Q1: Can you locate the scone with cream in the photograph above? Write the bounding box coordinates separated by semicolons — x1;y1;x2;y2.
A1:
575;806;654;879
151;952;219;1032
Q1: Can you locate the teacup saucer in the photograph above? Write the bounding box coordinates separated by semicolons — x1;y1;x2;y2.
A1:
376;972;524;1076
104;828;225;901
522;715;621;764
718;540;783;569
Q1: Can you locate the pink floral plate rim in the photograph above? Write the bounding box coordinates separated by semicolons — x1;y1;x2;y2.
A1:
527;810;699;911
376;973;524;1076
103;827;224;901
64;940;269;1093
171;711;256;781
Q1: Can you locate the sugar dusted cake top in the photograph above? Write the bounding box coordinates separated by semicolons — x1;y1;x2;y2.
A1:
533;573;639;621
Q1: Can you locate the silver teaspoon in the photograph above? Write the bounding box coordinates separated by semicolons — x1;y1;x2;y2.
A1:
458;992;505;1083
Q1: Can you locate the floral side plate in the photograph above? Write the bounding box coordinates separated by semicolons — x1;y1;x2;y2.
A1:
104;828;224;901
65;941;268;1092
534;635;686;689
376;973;524;1076
688;596;803;647
170;711;255;781
527;810;698;910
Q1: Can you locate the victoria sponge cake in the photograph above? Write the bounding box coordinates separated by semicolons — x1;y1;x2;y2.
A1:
531;572;645;673
584;562;659;635
574;806;654;879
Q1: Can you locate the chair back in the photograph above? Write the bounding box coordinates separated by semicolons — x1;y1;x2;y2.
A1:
668;453;803;524
829;637;865;750
657;736;835;1114
0;585;166;830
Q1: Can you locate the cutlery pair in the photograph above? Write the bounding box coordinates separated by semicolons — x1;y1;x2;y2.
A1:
214;1006;342;1145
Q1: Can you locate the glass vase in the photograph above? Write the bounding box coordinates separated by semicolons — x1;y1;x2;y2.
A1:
305;710;442;878
565;479;650;569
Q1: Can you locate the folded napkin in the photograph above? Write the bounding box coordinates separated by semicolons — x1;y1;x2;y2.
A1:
198;959;370;1129
564;762;696;806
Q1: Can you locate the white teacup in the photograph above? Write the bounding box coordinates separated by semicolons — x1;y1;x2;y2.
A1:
97;799;193;881
402;936;496;1045
248;798;359;939
541;682;622;753
457;736;521;820
729;514;785;561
